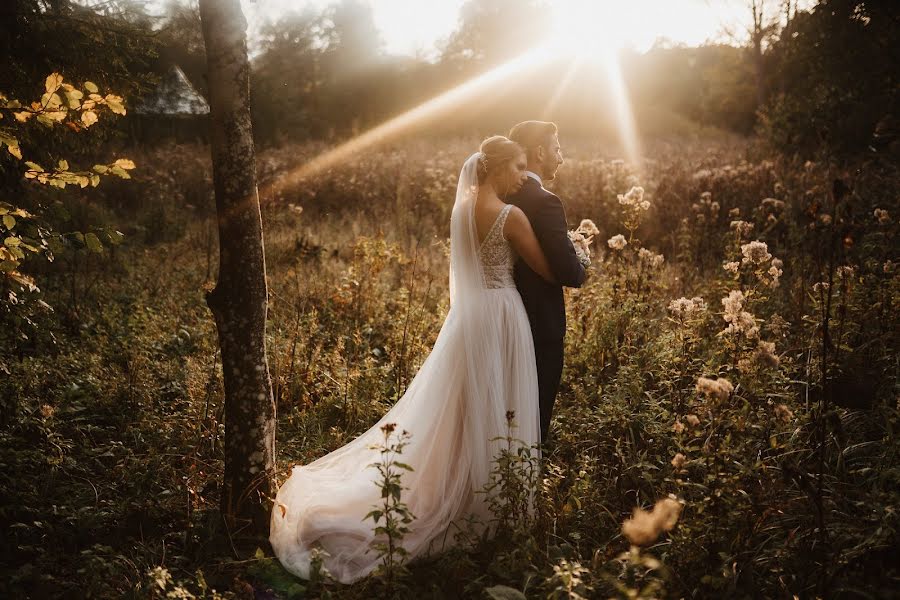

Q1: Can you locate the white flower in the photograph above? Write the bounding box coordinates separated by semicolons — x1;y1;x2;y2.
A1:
608;234;627;250
639;247;665;268
730;220;754;238
774;403;794;422
696;376;734;400
617;186;646;209
577;219;599;237
622;497;683;546
836;265;855;280
568;231;592;267
874;208;891;224
741;240;772;265
668;296;706;320
721;290;759;338
723;261;740;275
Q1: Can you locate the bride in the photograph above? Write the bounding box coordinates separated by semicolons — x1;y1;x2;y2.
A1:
270;135;557;584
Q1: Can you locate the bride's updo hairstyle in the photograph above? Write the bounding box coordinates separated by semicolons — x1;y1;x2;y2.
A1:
477;135;523;185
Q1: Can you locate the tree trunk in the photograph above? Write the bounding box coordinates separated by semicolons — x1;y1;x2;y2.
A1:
751;0;766;110
199;0;275;537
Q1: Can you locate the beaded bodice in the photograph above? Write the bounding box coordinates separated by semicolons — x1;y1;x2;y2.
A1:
478;204;516;289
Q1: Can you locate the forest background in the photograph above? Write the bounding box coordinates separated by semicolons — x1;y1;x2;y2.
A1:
1;0;898;598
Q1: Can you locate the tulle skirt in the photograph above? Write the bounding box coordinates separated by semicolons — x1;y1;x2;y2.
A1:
269;288;540;584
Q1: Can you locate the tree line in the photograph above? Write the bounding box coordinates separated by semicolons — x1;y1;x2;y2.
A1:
1;0;897;160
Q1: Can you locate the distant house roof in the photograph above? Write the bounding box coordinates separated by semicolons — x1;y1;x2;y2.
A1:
134;65;209;116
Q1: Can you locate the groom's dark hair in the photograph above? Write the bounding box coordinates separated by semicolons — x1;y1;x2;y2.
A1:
508;120;558;160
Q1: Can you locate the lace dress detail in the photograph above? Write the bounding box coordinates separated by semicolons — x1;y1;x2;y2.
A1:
479;204;516;289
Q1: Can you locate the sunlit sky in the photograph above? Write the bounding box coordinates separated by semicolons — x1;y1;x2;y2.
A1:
240;0;802;58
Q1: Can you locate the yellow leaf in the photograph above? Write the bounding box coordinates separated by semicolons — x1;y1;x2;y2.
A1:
105;95;126;115
14;111;31;122
41;92;62;110
114;158;136;170
84;81;99;94
45;73;63;94
58;159;69;171
8;144;21;160
81;111;98;128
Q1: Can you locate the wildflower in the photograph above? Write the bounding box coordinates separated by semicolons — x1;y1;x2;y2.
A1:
671;453;686;469
638;247;665;268
617;186;647;209
621;496;684;546
723;261;740;275
774;404;794;422
728;207;741;218
836;265;855;281
804;160;816;171
741;240;772;265
611;158;625;167
700;191;712;201
819;213;832;225
673;420;685;433
874;208;891;224
730;220;754;238
753;340;780;369
692;169;711;180
668;296;706;319
813;281;830;293
381;423;397;435
577;219;599;236
686;414;700;427
772;258;783;270
885;260;895;274
696;376;733;400
40;404;54;418
608;234;627;251
569;231;592;267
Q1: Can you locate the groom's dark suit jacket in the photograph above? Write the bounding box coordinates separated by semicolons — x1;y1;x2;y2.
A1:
507;175;586;441
508;176;586;342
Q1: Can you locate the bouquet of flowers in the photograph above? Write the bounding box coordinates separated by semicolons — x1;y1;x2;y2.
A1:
568;219;599;268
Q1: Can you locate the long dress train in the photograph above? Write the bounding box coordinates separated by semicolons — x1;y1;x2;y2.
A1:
270;163;540;584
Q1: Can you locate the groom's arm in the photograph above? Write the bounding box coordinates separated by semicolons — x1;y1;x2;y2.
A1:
532;194;586;288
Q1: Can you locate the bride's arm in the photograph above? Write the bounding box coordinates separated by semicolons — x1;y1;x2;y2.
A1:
504;206;557;284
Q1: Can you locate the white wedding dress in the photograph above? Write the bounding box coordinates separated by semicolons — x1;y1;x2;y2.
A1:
269;154;540;584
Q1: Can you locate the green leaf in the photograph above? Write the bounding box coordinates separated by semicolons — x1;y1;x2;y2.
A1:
84;232;103;253
2;215;15;230
5;236;21;247
0;260;18;272
485;585;527;600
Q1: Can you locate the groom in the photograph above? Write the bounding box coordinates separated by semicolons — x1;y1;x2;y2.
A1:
507;121;586;443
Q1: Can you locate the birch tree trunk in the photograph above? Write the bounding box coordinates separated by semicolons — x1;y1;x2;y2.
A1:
199;0;275;536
